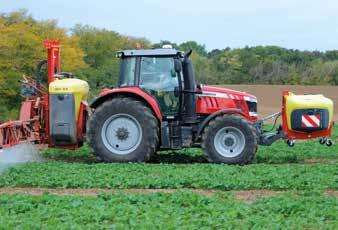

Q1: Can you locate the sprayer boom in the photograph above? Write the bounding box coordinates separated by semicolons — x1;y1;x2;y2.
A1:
0;75;46;149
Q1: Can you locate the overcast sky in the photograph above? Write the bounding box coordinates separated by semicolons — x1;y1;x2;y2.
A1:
1;0;338;51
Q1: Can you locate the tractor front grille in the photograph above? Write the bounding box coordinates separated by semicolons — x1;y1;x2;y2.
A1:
246;101;257;117
247;101;257;113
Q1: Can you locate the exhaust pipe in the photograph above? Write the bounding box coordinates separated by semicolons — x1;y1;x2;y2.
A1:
182;54;197;123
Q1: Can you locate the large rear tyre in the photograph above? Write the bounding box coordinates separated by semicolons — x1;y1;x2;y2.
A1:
87;97;159;162
202;115;257;164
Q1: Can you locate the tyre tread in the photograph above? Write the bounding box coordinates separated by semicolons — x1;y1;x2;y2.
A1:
87;96;159;162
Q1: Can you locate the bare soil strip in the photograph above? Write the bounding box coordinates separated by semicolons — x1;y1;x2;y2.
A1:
0;188;336;202
303;159;338;164
324;190;338;198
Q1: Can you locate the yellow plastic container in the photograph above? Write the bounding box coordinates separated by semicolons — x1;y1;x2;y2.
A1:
49;78;89;119
285;93;334;130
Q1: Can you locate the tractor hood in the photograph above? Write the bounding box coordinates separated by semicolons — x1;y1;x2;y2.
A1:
200;85;257;102
196;85;258;121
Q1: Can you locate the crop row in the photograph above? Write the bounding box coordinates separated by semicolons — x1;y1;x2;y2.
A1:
0;162;336;190
0;191;336;229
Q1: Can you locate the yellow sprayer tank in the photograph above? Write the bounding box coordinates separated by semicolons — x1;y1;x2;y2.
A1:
49;78;89;119
49;78;89;145
285;93;333;131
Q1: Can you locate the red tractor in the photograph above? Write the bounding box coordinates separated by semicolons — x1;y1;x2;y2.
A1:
0;40;334;164
87;48;259;164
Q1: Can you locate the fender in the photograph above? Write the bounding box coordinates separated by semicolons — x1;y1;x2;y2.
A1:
195;108;247;141
90;87;163;120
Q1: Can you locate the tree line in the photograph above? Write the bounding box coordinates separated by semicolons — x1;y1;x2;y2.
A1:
0;10;337;120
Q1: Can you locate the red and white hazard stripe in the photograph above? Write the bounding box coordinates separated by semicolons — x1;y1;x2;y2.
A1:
301;114;321;128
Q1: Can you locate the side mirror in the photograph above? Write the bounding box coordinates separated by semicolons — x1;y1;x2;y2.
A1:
174;59;182;73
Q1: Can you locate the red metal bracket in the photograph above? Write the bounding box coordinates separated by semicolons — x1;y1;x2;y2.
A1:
43;39;60;49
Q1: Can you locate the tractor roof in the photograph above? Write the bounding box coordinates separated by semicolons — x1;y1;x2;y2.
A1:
117;48;183;58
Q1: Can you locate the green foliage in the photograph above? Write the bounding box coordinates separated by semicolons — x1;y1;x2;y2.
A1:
72;24;151;91
206;46;338;85
0;10;87;120
41;125;338;164
6;126;334;190
178;41;208;57
0;192;336;229
1;162;336;190
1;9;338;121
254;124;338;164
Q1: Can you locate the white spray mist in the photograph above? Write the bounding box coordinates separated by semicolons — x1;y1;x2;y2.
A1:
0;143;41;173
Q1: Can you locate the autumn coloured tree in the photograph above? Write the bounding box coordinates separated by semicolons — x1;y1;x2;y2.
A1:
0;10;338;120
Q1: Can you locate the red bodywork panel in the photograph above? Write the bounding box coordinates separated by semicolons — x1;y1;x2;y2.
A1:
197;86;258;122
98;87;163;120
97;85;257;122
76;103;87;143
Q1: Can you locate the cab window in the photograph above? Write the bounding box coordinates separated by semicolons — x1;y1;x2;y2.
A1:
139;57;178;92
119;57;136;86
139;57;180;116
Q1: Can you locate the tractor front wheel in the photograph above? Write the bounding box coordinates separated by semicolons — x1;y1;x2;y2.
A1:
202;115;257;164
87;97;159;162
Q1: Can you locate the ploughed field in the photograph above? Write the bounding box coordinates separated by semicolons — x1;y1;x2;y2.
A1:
0;99;337;228
222;84;338;121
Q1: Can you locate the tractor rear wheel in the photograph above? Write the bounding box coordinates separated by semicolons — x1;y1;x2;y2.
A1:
202;115;257;164
87;97;159;162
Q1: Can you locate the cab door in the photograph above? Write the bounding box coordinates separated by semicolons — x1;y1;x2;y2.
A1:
138;57;180;117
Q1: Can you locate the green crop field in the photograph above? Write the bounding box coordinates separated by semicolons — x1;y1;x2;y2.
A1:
0;192;336;229
0;126;337;228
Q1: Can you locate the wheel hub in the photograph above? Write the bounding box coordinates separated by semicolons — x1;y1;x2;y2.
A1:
115;127;129;141
224;136;235;147
214;127;246;158
101;113;142;155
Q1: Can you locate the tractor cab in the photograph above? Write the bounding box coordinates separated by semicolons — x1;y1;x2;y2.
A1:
115;48;198;123
116;48;185;118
